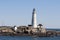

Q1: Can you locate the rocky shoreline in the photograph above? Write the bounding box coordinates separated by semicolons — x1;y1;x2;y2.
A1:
0;26;60;37
0;30;60;37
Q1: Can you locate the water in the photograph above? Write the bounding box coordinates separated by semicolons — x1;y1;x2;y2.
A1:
47;29;60;31
0;36;60;40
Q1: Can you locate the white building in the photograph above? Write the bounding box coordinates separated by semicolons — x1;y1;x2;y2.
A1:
32;8;37;28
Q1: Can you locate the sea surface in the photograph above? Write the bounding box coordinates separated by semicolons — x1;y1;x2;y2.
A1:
0;29;60;40
0;36;60;40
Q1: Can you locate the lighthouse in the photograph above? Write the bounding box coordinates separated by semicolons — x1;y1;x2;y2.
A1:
32;8;37;28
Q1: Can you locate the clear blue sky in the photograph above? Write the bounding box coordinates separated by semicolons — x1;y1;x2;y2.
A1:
0;0;60;28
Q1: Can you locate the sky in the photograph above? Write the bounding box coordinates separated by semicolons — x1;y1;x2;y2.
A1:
0;0;60;28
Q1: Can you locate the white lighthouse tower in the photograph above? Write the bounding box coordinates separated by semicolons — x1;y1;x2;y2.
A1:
32;8;37;28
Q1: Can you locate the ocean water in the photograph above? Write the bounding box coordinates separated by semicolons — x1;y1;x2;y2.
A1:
46;29;60;31
0;36;60;40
